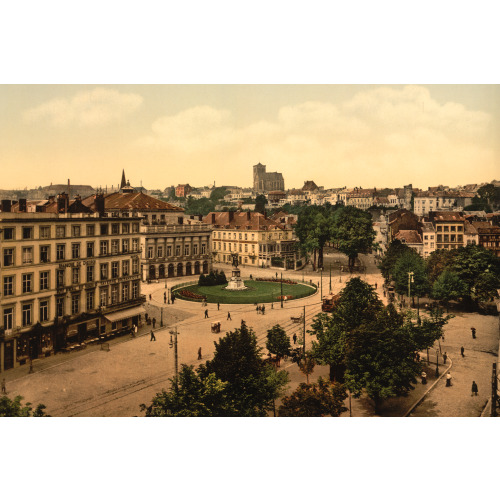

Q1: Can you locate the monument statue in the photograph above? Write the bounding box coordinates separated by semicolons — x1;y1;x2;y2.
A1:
226;253;246;291
231;253;239;268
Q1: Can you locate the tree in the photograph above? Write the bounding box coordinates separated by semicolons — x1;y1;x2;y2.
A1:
0;395;47;417
426;249;458;286
184;197;216;216
210;187;229;203
331;206;375;271
255;194;267;214
199;324;289;416
392;250;429;304
266;325;291;361
278;378;347;417
141;365;235;417
378;239;413;282
431;270;467;309
297;354;316;383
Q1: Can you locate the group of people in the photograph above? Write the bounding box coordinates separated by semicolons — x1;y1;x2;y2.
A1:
256;305;266;315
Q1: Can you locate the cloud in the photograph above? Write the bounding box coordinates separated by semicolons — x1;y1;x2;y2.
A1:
24;88;143;127
136;85;494;187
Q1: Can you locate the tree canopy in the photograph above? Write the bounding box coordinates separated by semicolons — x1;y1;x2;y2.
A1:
0;395;47;417
392;250;429;298
266;325;291;360
255;194;267;214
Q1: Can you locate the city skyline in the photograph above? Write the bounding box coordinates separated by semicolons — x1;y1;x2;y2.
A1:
0;85;498;191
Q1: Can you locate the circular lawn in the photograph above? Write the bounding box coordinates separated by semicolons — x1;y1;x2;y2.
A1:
174;280;316;304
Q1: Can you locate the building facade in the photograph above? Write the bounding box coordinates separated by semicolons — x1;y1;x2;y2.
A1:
428;211;465;251
253;163;285;192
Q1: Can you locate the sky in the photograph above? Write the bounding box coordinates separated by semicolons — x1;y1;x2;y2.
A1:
0;84;498;191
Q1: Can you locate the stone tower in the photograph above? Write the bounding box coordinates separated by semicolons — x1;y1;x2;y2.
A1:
253;163;266;191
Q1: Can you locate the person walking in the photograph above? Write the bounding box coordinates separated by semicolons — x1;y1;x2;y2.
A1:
198;347;202;360
149;294;152;301
446;373;452;387
152;317;156;329
471;327;476;339
293;333;297;345
163;292;166;304
461;346;465;357
375;282;377;289
443;352;447;364
262;305;265;315
204;309;209;319
227;311;232;320
171;295;175;304
421;371;427;384
471;381;478;396
217;302;220;311
150;330;156;341
275;272;278;279
1;378;6;394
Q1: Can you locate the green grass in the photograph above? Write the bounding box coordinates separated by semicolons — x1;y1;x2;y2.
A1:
174;280;316;304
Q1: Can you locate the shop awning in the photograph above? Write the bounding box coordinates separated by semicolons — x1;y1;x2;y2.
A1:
104;306;146;323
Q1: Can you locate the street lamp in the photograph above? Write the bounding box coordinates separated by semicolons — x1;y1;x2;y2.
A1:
329;264;332;293
160;306;164;327
407;271;414;308
320;268;323;300
435;349;439;377
169;327;179;390
280;272;283;308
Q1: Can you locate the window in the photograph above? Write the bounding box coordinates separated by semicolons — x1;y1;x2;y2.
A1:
112;223;120;235
239;233;242;240
71;294;80;315
111;239;119;254
72;267;79;284
3;248;14;266
100;224;109;235
122;283;129;302
100;263;109;280
100;240;109;255
132;259;139;274
86;290;94;311
40;245;50;263
3;228;14;240
132;281;139;299
122;239;129;253
39;300;49;322
87;264;94;282
157;246;163;258
147;247;154;259
3;276;14;296
22;304;32;326
112;261;119;278
122;223;130;234
22;227;33;239
87;241;94;257
57;297;65;317
122;260;129;276
193;244;198;254
86;224;95;236
132;223;139;233
245;244;248;252
56;244;65;261
72;243;80;259
3;308;13;330
100;288;108;307
245;233;248;240
239;244;242;252
40;226;50;239
57;269;65;287
223;243;226;251
22;274;32;293
56;226;66;238
22;247;33;264
72;225;81;237
176;245;181;256
40;271;49;291
111;285;118;304
132;238;139;252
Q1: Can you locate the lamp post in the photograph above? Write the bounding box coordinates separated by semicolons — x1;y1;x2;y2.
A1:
160;306;164;328
435;349;439;377
280;272;283;308
329;264;332;293
169;327;179;390
167;287;170;305
320;268;323;299
407;271;414;308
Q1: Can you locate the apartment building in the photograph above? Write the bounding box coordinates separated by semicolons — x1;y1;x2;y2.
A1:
204;211;298;269
0;197;144;372
428;211;465;251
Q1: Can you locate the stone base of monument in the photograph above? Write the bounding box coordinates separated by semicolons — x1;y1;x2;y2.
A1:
225;268;247;291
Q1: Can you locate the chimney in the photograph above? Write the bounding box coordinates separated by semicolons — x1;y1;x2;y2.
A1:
19;198;27;212
211;213;216;224
57;193;69;213
95;193;105;217
1;200;12;212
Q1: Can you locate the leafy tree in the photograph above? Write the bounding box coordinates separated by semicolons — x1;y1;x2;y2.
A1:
210;187;229;203
298;354;316;383
184;197;216;216
141;365;235;417
199;324;289;416
255;194;267;214
278;378;347;417
431;270;467;309
378;239;413;282
392;250;429;303
0;395;48;417
477;183;500;209
331;206;375;271
266;325;291;361
426;249;458;286
463;196;492;213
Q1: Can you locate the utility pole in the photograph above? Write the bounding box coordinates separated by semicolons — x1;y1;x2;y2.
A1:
329;264;332;293
303;305;306;356
280;272;283;308
492;363;498;417
320;268;323;300
169;327;179;389
407;271;414;309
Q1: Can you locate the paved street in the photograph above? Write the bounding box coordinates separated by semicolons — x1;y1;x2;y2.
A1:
2;251;498;417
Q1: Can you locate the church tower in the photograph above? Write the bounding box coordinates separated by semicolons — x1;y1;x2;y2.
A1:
120;169;127;189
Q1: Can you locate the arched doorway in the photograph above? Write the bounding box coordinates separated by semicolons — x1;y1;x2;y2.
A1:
185;262;192;275
158;264;165;278
203;261;209;274
177;263;183;276
194;261;200;274
149;265;156;279
168;264;175;277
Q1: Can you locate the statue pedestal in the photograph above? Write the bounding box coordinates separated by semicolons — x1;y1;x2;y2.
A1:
225;268;247;291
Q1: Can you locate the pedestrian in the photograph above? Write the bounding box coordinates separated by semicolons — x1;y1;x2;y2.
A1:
421;371;427;384
471;327;476;339
152;317;156;329
217;302;220;311
256;305;260;314
150;330;156;341
375;282;377;289
132;324;138;338
471;381;478;396
446;373;452;387
227;311;231;320
271;303;274;309
262;305;265;315
204;309;209;319
443;352;447;364
149;294;152;301
276;272;278;279
293;333;297;345
461;346;465;357
145;312;149;322
1;378;6;394
198;347;202;360
383;290;386;297
171;295;175;304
